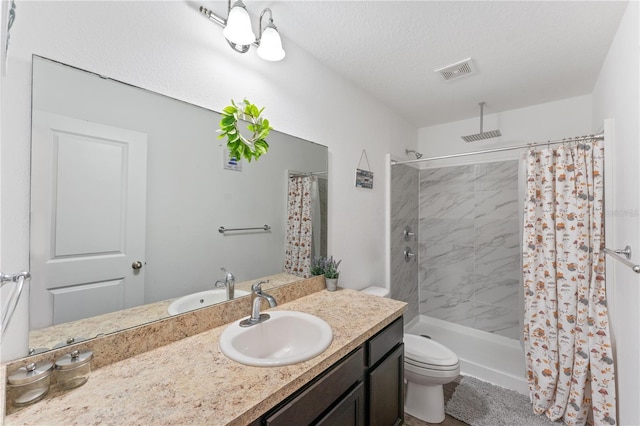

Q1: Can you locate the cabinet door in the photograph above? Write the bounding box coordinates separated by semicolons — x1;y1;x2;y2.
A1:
265;348;364;426
368;343;404;426
315;382;365;426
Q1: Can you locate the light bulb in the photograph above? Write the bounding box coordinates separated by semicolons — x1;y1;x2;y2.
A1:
223;1;255;46
257;25;285;61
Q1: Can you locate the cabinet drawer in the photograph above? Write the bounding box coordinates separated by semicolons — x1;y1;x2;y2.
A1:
367;317;403;368
265;347;365;426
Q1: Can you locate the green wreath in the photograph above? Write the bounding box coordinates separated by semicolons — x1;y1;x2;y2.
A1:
218;99;272;162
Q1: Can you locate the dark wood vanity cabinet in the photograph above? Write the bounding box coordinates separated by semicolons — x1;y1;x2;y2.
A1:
264;347;366;426
255;316;404;426
367;318;404;426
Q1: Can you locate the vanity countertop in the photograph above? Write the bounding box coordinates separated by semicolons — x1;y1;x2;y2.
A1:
6;289;406;426
28;273;302;351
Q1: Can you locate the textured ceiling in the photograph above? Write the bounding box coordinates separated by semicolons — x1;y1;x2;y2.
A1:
247;1;628;127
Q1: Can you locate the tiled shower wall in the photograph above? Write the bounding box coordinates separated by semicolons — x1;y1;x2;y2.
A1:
418;160;521;340
390;163;419;322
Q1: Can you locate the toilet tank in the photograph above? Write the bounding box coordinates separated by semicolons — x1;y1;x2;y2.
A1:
361;286;390;298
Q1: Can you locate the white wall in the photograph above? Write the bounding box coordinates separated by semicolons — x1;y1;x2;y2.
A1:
418;95;593;167
592;2;640;425
0;1;416;361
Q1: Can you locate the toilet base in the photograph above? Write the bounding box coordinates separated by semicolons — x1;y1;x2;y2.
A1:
404;381;445;423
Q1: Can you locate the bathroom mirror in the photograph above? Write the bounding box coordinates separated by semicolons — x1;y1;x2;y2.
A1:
27;56;328;355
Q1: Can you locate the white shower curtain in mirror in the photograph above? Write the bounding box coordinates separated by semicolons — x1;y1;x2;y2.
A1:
284;176;314;278
523;139;616;425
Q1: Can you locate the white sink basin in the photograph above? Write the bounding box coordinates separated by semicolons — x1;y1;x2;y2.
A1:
219;311;333;367
168;289;250;315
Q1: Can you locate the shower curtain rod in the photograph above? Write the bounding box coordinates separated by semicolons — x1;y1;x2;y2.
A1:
391;133;604;165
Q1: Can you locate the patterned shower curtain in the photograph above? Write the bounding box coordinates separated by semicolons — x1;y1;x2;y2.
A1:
284;176;313;277
523;139;616;425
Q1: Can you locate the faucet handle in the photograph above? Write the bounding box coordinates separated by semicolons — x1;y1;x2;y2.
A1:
251;280;270;292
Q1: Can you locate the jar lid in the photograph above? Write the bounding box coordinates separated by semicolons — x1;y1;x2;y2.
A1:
8;362;54;385
55;350;93;370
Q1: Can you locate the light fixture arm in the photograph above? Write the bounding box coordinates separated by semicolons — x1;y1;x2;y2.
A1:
199;5;226;27
227;41;251;53
258;8;274;44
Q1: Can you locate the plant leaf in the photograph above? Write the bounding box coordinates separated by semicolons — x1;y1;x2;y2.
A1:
254;142;268;155
257;128;270;140
221;115;235;126
223;105;237;115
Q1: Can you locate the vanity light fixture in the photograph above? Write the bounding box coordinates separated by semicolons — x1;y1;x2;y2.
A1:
256;9;285;61
222;1;255;47
200;1;286;61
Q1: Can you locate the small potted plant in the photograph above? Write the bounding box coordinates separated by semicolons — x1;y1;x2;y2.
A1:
324;256;342;291
310;256;342;291
310;257;326;277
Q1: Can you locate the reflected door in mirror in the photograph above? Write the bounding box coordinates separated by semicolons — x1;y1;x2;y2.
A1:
30;111;148;329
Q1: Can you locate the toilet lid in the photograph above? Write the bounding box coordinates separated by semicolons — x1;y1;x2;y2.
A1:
404;333;459;367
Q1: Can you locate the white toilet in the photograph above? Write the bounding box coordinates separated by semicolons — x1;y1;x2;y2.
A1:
361;286;460;424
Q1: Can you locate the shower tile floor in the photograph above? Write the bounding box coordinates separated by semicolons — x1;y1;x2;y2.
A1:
404;376;469;426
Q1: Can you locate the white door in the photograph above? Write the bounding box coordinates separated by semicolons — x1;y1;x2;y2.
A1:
30;110;148;329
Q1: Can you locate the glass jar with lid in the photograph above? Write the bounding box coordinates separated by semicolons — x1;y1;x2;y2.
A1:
7;361;53;406
55;350;93;390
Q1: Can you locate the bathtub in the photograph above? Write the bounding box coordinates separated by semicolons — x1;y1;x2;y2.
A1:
405;314;529;395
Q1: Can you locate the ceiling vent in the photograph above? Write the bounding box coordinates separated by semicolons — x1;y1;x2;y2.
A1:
435;58;476;82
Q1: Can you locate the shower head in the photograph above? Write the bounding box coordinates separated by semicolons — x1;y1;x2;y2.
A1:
461;102;502;142
406;149;423;159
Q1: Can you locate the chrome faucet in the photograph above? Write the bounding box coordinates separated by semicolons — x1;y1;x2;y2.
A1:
240;280;277;327
214;267;235;300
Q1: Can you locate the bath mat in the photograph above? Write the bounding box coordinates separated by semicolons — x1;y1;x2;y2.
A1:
445;376;562;426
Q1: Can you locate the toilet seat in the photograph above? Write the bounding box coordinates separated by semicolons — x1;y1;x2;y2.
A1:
405;357;460;372
404;358;460;381
403;333;459;369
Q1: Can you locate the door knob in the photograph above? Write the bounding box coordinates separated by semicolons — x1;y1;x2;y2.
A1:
132;261;143;270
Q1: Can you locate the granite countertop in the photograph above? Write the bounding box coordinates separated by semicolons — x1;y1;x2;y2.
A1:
28;273;302;351
7;289;406;426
